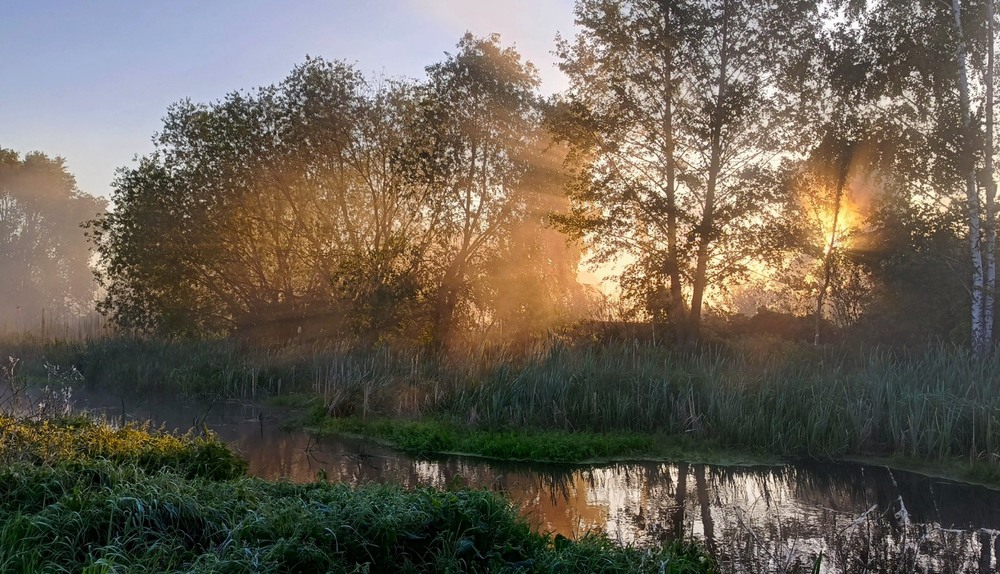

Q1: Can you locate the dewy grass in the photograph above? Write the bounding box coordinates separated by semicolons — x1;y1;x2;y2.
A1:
0;415;246;480
0;417;716;574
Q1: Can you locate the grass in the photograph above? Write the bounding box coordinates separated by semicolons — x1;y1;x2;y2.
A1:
6;334;1000;482
0;415;247;481
0;416;716;573
312;415;775;466
316;416;654;462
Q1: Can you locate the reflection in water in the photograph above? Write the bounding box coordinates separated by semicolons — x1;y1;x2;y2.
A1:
69;393;1000;573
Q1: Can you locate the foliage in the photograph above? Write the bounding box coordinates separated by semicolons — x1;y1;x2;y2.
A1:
551;0;822;342
0;149;106;330
407;33;558;346
91;38;586;346
845;184;971;344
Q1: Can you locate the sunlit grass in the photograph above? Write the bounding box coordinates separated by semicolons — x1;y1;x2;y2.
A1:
0;415;246;480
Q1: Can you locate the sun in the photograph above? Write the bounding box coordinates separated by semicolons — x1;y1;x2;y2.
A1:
817;202;861;254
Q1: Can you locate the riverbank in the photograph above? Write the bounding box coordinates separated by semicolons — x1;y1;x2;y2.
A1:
306;415;780;467
0;415;715;573
7;335;1000;488
305;414;1000;491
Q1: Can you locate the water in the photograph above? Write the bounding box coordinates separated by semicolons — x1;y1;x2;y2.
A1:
48;391;1000;572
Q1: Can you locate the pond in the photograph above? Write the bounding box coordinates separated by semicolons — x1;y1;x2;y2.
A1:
58;391;1000;572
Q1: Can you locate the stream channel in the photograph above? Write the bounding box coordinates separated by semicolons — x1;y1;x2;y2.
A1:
56;390;1000;572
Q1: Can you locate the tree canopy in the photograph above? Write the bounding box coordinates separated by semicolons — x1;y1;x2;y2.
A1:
83;3;1000;352
92;36;588;344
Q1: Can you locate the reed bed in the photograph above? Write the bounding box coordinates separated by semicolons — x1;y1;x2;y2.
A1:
6;335;1000;472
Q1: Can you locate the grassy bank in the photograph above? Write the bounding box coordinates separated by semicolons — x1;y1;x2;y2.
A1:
0;416;715;573
310;416;775;466
7;335;1000;479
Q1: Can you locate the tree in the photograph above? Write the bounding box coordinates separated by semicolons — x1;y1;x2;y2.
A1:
552;0;820;344
408;33;545;346
94;41;581;346
851;183;970;344
0;149;105;330
93;59;440;339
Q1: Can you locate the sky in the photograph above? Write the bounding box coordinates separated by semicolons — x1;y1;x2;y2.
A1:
0;0;576;200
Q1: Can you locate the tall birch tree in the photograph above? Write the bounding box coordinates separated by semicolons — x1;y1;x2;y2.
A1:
834;0;998;354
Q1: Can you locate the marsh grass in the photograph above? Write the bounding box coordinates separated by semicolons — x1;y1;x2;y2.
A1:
7;335;1000;475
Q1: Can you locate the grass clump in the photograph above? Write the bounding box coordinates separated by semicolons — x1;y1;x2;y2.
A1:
0;415;247;480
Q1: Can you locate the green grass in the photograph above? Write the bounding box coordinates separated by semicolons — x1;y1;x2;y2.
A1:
0;416;716;573
313;416;774;466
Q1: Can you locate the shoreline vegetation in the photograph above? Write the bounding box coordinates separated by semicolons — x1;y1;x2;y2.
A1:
0;415;716;573
5;334;1000;488
304;415;781;468
304;416;1000;491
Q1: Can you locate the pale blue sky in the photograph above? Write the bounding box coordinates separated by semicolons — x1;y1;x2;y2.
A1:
0;0;575;199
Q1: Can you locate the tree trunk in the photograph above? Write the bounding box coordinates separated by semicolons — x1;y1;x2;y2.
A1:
953;0;989;356
660;1;687;344
985;0;997;350
689;0;731;343
814;162;850;346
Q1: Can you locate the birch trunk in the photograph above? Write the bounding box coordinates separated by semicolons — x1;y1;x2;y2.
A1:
953;0;988;356
985;0;997;349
